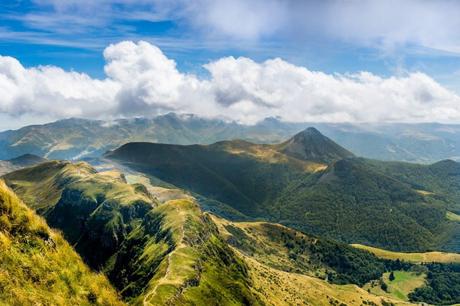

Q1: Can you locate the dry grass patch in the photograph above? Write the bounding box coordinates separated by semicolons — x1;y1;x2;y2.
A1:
352;244;460;264
243;253;409;306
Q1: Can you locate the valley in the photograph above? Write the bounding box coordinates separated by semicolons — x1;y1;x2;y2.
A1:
0;161;402;305
2;2;460;305
1;127;459;305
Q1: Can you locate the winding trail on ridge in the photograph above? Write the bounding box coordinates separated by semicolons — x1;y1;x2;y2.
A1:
143;206;186;306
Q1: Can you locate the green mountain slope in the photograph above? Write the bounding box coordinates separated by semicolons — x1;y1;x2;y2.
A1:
3;162;262;304
359;158;460;251
0;180;123;305
3;161;156;269
106;130;459;252
364;159;460;212
271;158;457;251
104;140;324;217
110;198;262;305
213;216;460;305
3;161;413;305
276;127;354;163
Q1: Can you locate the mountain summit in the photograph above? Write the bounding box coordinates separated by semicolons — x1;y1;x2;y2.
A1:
276;127;354;163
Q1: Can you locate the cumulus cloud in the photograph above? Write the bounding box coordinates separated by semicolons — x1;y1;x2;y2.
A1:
1;40;460;126
0;55;118;117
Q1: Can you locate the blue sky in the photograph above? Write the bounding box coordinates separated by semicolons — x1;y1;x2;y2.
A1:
1;0;460;86
1;0;460;130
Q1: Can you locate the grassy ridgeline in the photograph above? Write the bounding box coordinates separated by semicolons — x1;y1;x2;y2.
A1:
3;160;458;305
2;162;262;304
0;180;123;305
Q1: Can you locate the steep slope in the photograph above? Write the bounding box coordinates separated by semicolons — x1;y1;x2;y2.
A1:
105;140;324;217
364;159;460;212
109;198;262;305
3;162;409;305
2;162;262;304
271;158;456;251
212;217;416;306
243;255;406;306
3;161;157;269
212;216;409;286
0;180;123;305
0;153;46;176
276;127;354;163
106;132;457;252
212;216;460;305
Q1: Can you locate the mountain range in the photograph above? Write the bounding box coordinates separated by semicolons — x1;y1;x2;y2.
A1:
2;154;459;305
0;154;47;176
1;160;415;305
106;128;460;253
1;119;459;305
1;113;460;163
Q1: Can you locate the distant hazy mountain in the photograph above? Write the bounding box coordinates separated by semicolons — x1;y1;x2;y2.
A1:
105;128;460;253
0;153;47;176
1;113;460;163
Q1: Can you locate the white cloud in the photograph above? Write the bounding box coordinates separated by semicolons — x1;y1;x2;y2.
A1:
1;40;460;127
0;55;118;118
128;0;460;53
17;0;460;54
103;41;217;116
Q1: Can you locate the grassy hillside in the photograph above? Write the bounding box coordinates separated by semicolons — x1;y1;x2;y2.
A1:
352;244;460;263
212;216;410;286
212;216;460;305
106;131;458;252
4;161;156;269
105;198;261;305
244;255;407;306
105;141;317;217
0;180;123;305
2;162;262;304
105;193;409;305
5;161;457;305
